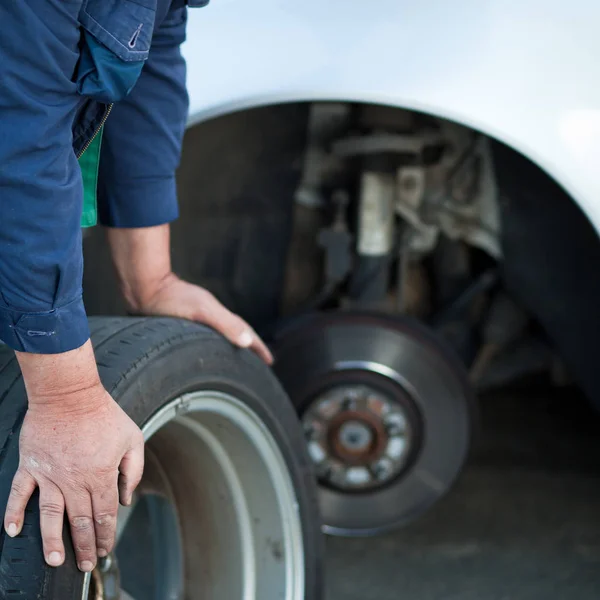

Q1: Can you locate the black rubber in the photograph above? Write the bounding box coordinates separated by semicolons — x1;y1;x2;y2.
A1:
0;317;323;599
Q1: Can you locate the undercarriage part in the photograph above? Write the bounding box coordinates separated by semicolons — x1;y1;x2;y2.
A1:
348;255;392;308
469;290;530;383
295;103;351;209
0;318;323;599
283;104;352;314
349;170;396;308
282;202;328;313
272;311;473;536
432;269;499;330
288;103;503;322
430;237;477;359
316;191;353;294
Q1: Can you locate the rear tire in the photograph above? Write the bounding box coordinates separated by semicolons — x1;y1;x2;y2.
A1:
0;317;323;599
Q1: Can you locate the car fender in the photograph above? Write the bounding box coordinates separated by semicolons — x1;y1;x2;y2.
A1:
183;0;600;237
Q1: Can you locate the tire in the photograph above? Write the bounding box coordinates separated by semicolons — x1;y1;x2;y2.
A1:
0;317;323;600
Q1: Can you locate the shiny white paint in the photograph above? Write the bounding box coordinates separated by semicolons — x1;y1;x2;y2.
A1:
183;0;600;235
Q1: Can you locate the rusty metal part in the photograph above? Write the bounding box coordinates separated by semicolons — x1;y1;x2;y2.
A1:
333;131;444;158
89;554;121;600
89;569;104;600
327;410;388;465
302;382;415;492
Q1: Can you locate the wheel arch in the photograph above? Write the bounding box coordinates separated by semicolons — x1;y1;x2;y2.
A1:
179;98;600;406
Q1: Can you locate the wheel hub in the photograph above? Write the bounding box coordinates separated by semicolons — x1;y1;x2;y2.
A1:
334;418;375;456
303;383;414;491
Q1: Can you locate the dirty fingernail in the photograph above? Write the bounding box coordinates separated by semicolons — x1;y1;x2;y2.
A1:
6;523;18;537
48;552;62;566
238;331;253;348
97;548;108;557
79;560;94;572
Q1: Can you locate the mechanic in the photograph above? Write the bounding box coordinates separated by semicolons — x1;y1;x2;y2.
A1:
0;0;272;575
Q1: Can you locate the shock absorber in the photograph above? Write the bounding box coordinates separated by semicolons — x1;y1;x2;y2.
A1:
348;158;396;308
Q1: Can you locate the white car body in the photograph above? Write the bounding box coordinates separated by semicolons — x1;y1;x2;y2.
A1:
183;0;600;237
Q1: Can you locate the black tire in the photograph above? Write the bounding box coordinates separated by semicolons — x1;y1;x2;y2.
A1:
0;317;323;599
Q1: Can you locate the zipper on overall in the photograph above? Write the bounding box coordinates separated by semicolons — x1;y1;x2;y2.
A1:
76;103;113;159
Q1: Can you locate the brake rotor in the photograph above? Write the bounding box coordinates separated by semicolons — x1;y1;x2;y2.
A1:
272;311;474;536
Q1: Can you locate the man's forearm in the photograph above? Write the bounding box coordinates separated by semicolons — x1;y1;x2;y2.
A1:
106;224;173;313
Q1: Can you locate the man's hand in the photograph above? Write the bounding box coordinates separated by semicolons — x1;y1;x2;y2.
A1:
107;224;274;365
4;343;144;573
131;274;274;365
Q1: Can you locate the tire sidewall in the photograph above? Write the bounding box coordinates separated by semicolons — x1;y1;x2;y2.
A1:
39;326;322;599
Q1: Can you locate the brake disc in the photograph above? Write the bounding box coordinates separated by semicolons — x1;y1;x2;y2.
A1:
272;311;475;536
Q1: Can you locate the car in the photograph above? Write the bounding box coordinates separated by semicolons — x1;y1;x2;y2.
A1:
79;0;600;595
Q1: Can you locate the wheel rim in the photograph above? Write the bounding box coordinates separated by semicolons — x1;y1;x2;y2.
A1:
85;390;305;600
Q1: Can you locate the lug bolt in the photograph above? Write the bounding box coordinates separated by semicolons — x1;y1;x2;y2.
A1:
373;458;393;481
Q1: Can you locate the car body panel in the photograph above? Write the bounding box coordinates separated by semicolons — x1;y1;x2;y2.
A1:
183;0;600;235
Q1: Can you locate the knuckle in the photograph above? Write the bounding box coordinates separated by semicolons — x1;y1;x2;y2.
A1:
9;480;29;498
95;536;115;550
199;288;215;302
94;513;116;528
74;544;95;555
40;503;64;518
70;516;94;531
42;534;63;547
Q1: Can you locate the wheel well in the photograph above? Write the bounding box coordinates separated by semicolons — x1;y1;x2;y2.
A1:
181;101;600;404
82;101;600;404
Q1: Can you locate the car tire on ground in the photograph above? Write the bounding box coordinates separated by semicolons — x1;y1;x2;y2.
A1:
0;317;323;600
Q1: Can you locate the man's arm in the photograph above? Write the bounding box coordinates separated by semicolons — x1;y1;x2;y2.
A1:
0;0;87;354
107;224;273;364
98;4;273;364
97;3;189;228
0;0;144;573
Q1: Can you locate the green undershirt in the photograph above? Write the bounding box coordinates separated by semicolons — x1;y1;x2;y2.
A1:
78;127;103;228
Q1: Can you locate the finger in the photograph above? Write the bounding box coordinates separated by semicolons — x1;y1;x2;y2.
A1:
4;469;36;538
196;301;274;365
249;335;274;366
196;300;247;344
91;475;119;557
118;441;144;507
38;481;66;567
65;491;96;572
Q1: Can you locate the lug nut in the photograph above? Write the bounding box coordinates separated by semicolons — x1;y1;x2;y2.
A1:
373;458;394;481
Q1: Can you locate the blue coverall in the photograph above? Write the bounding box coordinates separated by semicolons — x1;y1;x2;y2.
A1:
0;0;207;354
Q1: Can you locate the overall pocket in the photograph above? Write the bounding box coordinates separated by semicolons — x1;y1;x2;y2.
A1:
77;0;157;103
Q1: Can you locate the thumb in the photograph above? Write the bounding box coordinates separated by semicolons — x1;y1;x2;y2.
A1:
118;441;144;506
